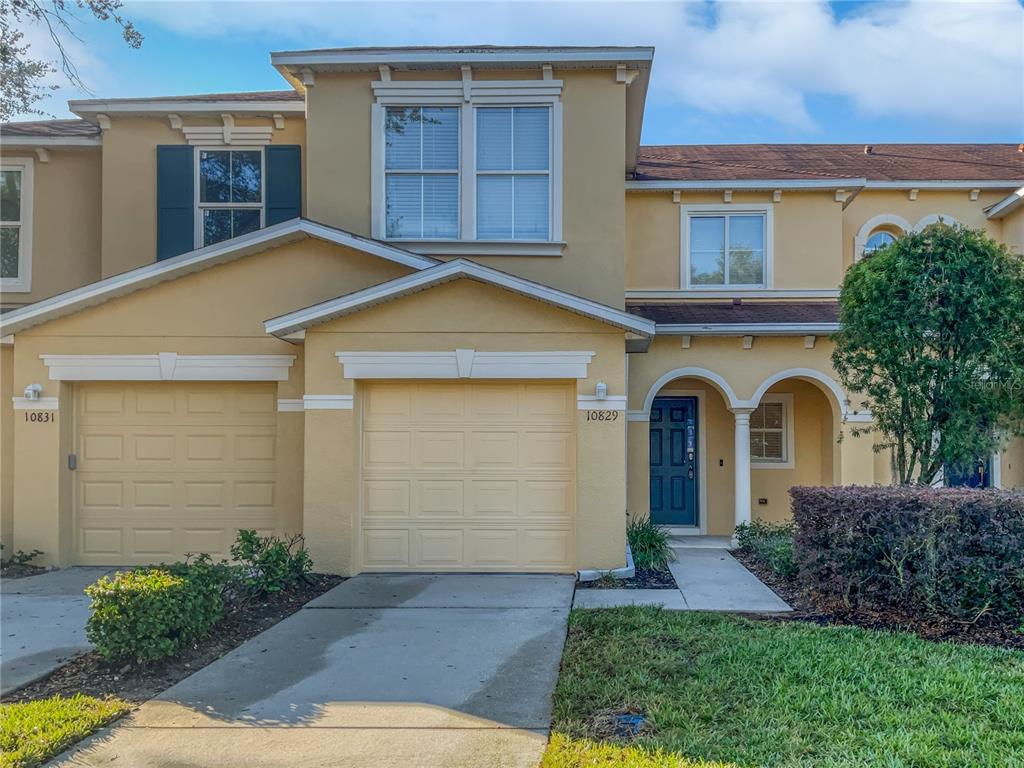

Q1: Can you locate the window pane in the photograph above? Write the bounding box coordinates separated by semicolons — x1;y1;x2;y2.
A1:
477;107;512;171
762;403;784;429
750;405;765;430
385;175;423;238
514;175;549;239
476;175;513;238
728;214;764;285
385;107;423;170
750;432;765;459
422;175;459;238
231;151;262;203
690;217;725;285
513;107;549;171
730;250;764;285
1;227;19;277
203;209;232;246
865;231;895;253
232;208;261;238
421;107;459;170
762;431;784;460
1;171;21;222
690;252;724;285
729;215;763;251
199;151;230;203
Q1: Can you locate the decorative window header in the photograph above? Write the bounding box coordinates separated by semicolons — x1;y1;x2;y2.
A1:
41;353;295;382
335;349;594;380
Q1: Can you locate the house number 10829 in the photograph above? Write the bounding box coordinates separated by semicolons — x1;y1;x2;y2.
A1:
585;410;619;422
24;412;54;423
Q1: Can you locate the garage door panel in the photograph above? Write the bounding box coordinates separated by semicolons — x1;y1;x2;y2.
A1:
74;382;279;565
361;381;575;572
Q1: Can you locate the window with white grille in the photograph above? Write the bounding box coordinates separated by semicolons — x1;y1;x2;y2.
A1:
750;399;788;463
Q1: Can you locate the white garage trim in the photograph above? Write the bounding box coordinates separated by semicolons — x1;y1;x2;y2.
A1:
42;353;295;381
12;396;59;410
277;398;305;412
336;350;595;380
577;395;627;411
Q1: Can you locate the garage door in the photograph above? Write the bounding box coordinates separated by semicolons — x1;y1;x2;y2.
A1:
74;382;279;565
361;381;576;571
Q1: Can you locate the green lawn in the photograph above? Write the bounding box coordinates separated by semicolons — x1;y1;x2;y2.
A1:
0;695;129;768
543;608;1024;768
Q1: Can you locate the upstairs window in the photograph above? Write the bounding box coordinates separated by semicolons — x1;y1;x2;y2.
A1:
384;107;459;239
476;106;551;240
863;230;896;255
198;149;263;247
0;158;32;292
686;210;767;288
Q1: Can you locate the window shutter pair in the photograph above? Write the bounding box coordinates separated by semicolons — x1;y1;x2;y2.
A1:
156;144;301;261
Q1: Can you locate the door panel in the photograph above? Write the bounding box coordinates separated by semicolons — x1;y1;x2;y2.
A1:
649;396;698;526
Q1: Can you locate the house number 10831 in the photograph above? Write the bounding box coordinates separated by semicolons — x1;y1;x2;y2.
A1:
586;410;619;422
24;412;54;423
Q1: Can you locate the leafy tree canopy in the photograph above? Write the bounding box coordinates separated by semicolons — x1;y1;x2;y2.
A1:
832;222;1024;485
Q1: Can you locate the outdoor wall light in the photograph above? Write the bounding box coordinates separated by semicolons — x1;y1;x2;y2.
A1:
23;383;42;401
595;381;608;400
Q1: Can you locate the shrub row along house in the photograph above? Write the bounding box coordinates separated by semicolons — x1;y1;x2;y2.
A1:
1;46;1022;575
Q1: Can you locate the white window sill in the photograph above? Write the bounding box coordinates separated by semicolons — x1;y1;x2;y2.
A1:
0;280;31;293
389;240;566;257
752;461;795;470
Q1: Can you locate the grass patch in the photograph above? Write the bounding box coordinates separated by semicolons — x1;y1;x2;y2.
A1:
0;694;128;768
546;607;1024;768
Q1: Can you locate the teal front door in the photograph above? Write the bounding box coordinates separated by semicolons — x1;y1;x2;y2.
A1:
649;396;699;526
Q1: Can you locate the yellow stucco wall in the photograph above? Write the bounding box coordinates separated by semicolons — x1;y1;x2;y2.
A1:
1;150;102;309
98;116;307;278
299;278;628;575
1001;207;1024;255
1;345;13;555
1001;436;1024;491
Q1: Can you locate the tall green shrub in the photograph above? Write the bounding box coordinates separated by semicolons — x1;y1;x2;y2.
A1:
627;518;674;570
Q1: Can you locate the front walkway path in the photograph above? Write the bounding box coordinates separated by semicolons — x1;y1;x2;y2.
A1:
1;567;112;695
51;574;574;768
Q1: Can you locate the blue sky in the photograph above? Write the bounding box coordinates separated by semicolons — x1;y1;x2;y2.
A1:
19;0;1024;144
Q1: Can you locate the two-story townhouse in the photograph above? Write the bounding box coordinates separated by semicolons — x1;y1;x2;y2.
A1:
1;45;1021;576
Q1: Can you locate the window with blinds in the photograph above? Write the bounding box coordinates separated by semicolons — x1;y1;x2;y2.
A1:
476;106;551;240
750;400;786;462
384;107;460;239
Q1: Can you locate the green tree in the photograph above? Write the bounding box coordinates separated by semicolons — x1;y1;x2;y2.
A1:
832;223;1024;485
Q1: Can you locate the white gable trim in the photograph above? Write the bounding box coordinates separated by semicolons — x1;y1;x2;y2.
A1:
0;219;437;337
266;259;656;338
336;350;595;380
41;353;295;382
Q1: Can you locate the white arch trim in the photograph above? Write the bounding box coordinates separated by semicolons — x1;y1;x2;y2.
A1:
641;366;743;413
854;213;911;262
913;213;960;231
750;367;850;417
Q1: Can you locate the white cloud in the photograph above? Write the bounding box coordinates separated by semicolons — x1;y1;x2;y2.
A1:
117;0;1024;131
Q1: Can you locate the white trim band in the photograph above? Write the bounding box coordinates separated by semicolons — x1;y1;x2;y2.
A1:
12;396;58;410
303;394;354;410
336;350;596;380
41;353;296;382
577;395;628;411
277;398;305;412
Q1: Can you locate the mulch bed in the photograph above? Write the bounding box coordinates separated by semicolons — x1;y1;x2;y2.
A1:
4;573;344;705
577;565;677;590
1;563;47;579
733;550;1024;650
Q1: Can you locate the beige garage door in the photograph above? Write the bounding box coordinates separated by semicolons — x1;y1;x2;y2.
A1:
361;381;576;572
74;382;279;565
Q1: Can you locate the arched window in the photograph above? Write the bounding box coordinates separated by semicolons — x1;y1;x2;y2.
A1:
863;230;896;255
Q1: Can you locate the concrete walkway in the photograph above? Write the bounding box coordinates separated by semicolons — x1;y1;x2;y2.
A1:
573;546;791;613
1;567;112;695
51;574;574;768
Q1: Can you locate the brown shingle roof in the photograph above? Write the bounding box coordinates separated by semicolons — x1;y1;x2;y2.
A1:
628;301;839;326
634;144;1024;182
1;119;100;138
73;90;304;105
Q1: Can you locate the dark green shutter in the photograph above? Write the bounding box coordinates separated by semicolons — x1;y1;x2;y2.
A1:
156;145;195;260
265;145;302;225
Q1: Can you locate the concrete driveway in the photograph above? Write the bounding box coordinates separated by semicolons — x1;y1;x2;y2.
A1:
1;567;111;695
53;573;574;768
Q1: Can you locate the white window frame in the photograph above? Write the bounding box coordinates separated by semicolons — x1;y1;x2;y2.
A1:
750;393;794;469
194;146;265;249
680;203;773;289
1;157;34;293
370;76;564;255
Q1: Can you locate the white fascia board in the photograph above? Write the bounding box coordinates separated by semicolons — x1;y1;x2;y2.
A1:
266;259;656;338
626;288;840;300
987;186;1024;219
0;136;101;148
862;180;1021;190
70;100;304;117
656;323;840;336
626;179;867;191
0;219;436;337
271;47;654;68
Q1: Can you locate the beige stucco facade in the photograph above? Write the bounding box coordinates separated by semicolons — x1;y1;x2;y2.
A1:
1;46;1021;574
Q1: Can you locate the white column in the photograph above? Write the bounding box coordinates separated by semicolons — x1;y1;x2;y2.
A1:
733;408;753;530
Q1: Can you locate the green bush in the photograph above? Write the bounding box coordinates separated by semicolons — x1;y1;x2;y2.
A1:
85;562;227;663
627;518;674;570
734;520;798;580
230;530;312;594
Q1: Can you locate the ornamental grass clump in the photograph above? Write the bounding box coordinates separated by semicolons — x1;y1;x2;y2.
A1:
627;517;674;571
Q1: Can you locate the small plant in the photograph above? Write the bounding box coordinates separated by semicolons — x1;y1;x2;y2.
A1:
0;545;44;568
230;530;312;595
626;517;674;571
735;520;798;580
85;564;228;663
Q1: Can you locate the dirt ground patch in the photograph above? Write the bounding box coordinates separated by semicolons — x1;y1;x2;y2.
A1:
577;565;677;590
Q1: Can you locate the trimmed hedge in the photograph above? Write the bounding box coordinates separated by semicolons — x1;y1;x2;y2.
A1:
85;560;228;663
791;486;1024;623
